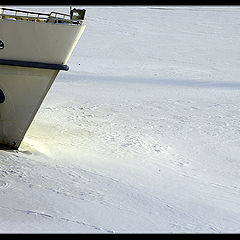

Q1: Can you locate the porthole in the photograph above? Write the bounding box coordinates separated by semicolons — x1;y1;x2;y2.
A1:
0;89;5;103
0;40;4;50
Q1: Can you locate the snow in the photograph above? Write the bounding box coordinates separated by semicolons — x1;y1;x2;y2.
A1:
1;6;240;233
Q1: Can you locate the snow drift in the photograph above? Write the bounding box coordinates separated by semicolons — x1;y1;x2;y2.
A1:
1;6;240;233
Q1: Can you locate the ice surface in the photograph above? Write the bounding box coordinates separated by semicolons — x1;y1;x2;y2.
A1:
1;6;240;233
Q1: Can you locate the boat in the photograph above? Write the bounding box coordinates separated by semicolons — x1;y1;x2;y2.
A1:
0;7;86;150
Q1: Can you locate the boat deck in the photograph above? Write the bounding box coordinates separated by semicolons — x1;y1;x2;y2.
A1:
0;7;84;25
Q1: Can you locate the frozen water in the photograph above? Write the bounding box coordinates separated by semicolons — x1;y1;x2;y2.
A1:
1;6;240;233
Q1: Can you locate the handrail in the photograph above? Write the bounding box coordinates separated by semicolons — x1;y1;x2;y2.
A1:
0;7;50;17
50;11;70;19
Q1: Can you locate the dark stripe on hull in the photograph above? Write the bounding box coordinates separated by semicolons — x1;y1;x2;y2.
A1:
0;59;69;71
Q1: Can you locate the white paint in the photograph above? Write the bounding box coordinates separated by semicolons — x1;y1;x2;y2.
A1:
0;11;85;148
0;18;85;64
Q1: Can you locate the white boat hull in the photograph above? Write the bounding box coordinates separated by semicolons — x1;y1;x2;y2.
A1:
0;16;86;149
0;65;58;149
0;18;86;64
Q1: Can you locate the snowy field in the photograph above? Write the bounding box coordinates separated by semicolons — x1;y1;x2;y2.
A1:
1;6;240;233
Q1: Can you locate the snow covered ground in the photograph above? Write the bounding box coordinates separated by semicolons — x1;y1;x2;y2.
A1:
1;6;240;233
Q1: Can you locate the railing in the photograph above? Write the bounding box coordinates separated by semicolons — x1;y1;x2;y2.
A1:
0;7;84;24
50;11;70;19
